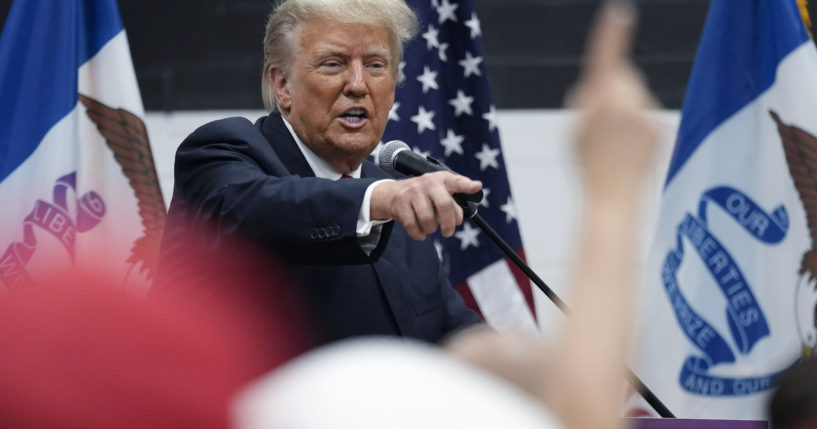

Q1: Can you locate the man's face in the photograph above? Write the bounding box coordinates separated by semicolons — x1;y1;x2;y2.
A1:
271;17;396;173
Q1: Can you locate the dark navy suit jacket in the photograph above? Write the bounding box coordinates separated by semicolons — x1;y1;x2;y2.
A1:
156;112;481;345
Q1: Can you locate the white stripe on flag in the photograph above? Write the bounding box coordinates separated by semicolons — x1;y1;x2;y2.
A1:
467;259;539;334
78;31;143;115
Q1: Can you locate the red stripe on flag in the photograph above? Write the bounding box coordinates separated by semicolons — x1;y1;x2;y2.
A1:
625;408;654;418
454;281;484;320
505;248;537;320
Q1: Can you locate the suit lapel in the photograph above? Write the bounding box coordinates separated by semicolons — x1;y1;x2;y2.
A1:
259;112;315;178
261;113;418;335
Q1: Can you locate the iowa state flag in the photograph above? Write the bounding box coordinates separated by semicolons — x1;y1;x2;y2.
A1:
630;0;817;419
0;0;165;290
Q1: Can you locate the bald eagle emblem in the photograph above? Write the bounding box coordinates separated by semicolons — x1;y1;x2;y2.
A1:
770;110;817;358
79;95;167;281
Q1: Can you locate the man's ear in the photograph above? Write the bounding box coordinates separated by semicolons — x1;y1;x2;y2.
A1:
269;66;291;111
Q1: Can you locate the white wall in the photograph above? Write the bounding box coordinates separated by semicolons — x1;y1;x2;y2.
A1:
144;109;680;336
496;110;679;336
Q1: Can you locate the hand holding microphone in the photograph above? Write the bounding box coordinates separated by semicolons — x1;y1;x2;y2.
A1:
378;141;484;205
372;141;482;241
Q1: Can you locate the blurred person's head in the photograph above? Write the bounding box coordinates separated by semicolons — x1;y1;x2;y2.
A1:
0;234;309;428
769;357;817;429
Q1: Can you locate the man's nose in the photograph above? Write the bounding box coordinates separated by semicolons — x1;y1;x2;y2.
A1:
344;61;368;97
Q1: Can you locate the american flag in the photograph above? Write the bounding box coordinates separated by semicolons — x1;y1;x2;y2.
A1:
380;0;538;332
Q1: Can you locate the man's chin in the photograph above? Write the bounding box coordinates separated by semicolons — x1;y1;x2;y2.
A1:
333;136;381;157
317;145;373;172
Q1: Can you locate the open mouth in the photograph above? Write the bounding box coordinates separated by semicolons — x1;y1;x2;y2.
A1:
338;108;369;126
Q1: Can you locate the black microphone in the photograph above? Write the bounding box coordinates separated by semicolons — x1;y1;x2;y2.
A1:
377;140;483;206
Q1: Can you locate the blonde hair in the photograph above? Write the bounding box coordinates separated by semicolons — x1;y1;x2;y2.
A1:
261;0;419;112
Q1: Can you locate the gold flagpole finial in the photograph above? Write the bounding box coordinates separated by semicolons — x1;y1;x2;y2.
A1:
799;0;813;37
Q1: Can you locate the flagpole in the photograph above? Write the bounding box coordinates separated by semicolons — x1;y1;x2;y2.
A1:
466;209;676;418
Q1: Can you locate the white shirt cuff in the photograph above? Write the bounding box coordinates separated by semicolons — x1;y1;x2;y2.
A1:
356;179;393;237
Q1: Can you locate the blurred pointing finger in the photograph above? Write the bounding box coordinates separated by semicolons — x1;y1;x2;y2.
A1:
586;0;636;77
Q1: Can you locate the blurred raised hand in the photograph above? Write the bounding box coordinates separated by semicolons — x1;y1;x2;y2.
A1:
550;3;660;429
568;0;658;207
448;3;661;429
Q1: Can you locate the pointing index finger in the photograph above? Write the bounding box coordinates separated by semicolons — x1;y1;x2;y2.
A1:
585;0;637;78
443;173;482;195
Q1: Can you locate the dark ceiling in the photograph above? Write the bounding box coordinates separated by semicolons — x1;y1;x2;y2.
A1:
1;0;816;111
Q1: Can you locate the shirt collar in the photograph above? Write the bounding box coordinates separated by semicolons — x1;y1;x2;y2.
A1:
281;116;362;180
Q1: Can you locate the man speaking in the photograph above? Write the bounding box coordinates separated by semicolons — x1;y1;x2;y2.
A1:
156;0;484;345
